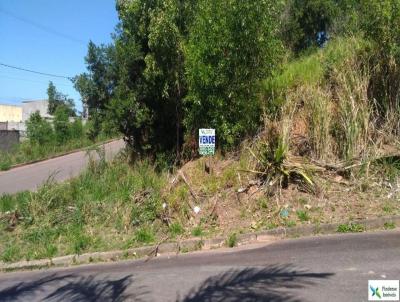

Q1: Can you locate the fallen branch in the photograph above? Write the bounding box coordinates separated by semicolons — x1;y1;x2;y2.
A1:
178;171;198;201
145;236;170;262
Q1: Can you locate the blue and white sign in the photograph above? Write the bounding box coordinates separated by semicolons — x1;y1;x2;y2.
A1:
199;128;215;156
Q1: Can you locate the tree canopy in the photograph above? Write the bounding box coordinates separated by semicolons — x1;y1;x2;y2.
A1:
47;81;75;116
74;0;400;160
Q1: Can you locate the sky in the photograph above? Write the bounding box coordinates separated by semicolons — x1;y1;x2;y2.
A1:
0;0;119;112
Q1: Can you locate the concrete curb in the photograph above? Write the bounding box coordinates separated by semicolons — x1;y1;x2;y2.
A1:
1;215;399;272
3;138;122;171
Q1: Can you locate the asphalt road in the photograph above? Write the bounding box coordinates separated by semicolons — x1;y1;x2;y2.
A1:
0;139;125;195
0;230;399;301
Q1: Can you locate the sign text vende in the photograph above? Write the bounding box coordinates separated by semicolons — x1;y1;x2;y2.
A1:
199;129;215;156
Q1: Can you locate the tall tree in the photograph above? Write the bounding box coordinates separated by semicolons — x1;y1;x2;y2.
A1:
73;42;117;140
73;42;117;116
108;0;195;158
47;81;75;116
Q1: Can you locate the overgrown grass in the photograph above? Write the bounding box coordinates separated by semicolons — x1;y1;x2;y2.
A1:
261;36;397;164
0;154;167;262
0;151;248;263
0;133;116;171
301;87;331;160
263;37;368;112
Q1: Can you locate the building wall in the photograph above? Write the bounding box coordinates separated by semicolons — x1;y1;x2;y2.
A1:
0;130;20;152
22;100;51;122
0;105;22;123
7;121;26;132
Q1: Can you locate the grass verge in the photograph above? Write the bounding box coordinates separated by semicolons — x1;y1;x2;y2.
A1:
1;150;399;264
0;135;118;171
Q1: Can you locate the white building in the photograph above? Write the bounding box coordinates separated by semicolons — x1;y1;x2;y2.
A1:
21;100;52;122
0;100;52;134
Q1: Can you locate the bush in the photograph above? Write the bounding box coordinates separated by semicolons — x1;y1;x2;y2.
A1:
184;0;282;149
54;105;71;144
26;111;54;145
85;111;102;142
282;0;340;53
70;118;84;140
226;232;237;248
360;0;400;114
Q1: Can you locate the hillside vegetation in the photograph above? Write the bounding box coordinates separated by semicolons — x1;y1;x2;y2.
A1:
2;0;400;263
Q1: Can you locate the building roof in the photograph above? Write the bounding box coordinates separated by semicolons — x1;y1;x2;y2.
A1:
21;99;48;104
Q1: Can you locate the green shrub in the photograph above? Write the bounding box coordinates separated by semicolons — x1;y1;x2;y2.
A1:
169;222;184;237
296;210;310;222
0;157;11;171
70;118;84;140
384;222;396;230
192;226;204;237
285;220;297;228
226;232;237;248
337;223;365;233
184;0;282;148
54;105;71;144
26;111;54;145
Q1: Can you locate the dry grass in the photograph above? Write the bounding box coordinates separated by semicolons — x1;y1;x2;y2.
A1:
331;58;373;160
165;151;400;238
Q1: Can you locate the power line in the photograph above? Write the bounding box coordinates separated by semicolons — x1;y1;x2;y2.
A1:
0;8;86;45
0;97;42;103
0;74;72;87
0;62;73;80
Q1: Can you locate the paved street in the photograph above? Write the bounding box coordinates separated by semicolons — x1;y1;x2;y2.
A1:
0;230;399;301
0;139;125;195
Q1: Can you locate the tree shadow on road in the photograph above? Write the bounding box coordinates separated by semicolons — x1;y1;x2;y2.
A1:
177;264;334;302
0;273;148;302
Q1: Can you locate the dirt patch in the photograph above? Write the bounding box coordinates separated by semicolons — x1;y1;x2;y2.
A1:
165;154;400;239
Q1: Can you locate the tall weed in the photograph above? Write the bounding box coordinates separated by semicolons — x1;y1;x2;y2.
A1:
332;60;373;160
